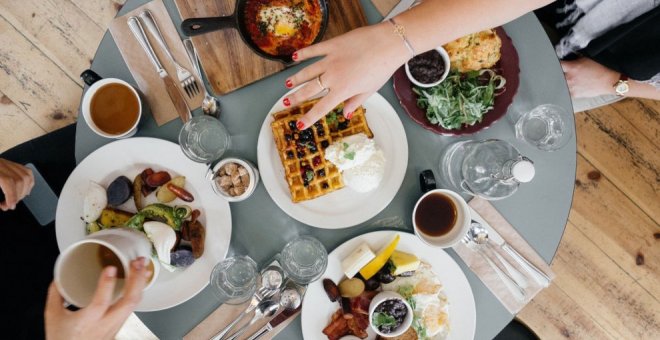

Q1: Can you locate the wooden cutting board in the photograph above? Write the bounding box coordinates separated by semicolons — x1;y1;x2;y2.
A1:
173;0;369;95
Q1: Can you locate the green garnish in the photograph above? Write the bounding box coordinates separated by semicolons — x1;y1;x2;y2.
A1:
372;312;397;328
326;111;338;127
305;170;314;182
414;69;506;130
342;142;349;150
344;151;355;160
412;317;429;339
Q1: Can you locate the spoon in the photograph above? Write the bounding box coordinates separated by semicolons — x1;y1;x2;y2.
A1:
463;224;526;302
470;222;529;289
226;299;280;340
245;289;301;340
183;38;221;118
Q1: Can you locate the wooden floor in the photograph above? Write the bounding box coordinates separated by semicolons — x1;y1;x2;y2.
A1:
1;1;658;339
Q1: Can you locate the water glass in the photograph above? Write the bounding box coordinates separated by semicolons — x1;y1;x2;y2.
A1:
279;236;328;284
514;104;573;151
179;115;231;163
209;255;258;304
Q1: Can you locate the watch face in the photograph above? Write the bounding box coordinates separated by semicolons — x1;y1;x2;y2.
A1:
615;81;629;95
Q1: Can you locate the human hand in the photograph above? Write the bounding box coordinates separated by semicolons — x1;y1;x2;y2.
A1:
45;258;150;340
560;58;620;98
284;22;410;129
0;158;34;211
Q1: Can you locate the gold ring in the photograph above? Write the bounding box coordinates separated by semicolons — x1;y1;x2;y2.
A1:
316;75;328;92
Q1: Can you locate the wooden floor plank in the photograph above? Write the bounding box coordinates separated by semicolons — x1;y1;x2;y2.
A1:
0;91;46;153
576;107;660;224
570;155;660;300
518;283;616;340
0;16;80;132
552;223;660;339
0;0;104;85
70;0;127;30
610;99;659;147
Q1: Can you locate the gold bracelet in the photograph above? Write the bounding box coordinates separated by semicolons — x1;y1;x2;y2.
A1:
388;18;416;58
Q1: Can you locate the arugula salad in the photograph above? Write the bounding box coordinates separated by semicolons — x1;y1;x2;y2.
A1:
414;69;506;130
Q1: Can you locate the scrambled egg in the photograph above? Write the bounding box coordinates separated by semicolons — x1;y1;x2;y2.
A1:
259;6;306;37
443;29;502;72
382;262;450;338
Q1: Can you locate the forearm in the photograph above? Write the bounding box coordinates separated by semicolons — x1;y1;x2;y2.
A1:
626;81;660;100
394;0;553;55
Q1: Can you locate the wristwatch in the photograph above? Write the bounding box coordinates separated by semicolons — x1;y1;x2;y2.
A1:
614;74;630;97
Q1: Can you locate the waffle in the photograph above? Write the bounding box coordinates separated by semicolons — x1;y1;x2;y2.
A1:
271;99;373;202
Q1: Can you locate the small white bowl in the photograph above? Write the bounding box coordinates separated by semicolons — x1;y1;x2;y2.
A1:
369;291;414;338
405;47;450;88
210;158;259;202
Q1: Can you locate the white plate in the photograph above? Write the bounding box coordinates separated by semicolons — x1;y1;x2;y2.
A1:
257;91;408;229
301;231;476;340
55;138;232;311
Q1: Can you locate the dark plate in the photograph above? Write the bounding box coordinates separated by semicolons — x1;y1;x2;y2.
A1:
393;27;520;136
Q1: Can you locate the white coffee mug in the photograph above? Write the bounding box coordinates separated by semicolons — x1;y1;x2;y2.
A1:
54;228;153;307
80;69;142;139
413;170;471;248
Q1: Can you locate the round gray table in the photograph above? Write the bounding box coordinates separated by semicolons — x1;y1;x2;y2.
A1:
76;1;576;339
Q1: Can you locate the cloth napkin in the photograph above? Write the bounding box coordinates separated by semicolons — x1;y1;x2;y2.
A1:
108;0;203;126
453;197;555;314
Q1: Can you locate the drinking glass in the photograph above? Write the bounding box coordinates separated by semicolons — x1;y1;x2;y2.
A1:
179;115;231;163
279;236;328;284
209;255;258;304
514;104;573;151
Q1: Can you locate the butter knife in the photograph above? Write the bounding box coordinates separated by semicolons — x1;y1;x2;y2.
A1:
470;207;551;287
127;16;191;123
245;306;300;340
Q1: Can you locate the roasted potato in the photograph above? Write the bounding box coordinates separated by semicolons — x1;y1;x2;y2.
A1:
99;208;134;228
156;176;186;203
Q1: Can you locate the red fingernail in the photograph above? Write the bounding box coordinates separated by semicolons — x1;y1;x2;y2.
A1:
292;52;298;61
285;79;293;88
296;121;305;130
283;98;291;107
346;111;354;120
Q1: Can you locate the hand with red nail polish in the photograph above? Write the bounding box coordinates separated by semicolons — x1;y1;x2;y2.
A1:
283;98;291;107
282;0;550;129
285;79;293;88
45;257;151;340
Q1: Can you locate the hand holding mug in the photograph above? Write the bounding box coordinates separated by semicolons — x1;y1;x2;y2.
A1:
45;257;151;340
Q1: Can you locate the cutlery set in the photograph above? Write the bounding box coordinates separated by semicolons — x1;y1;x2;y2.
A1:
211;265;305;340
462;219;550;302
127;10;217;123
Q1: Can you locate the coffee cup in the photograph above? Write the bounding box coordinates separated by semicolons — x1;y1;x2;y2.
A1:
80;69;142;139
54;228;153;308
412;170;471;248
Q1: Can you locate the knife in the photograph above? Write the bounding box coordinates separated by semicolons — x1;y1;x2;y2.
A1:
383;0;419;21
127;16;191;123
245;306;301;340
469;207;551;287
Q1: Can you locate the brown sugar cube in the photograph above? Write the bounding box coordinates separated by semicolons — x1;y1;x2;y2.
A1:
231;172;242;187
234;185;246;196
225;162;238;175
240;174;250;186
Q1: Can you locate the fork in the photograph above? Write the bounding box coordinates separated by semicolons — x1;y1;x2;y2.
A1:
139;9;200;98
211;286;277;340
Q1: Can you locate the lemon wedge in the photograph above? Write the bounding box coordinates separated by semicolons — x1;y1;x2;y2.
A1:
359;234;400;279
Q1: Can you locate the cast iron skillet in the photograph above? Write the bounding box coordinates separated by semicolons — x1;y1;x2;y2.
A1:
181;0;329;64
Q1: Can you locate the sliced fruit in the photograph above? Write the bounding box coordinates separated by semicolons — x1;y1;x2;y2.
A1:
156;176;185;203
341;242;375;278
390;250;421;275
338;278;365;298
358;234;400;280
